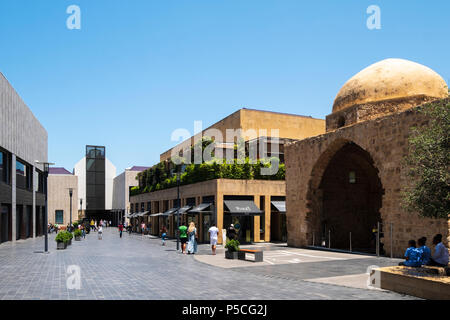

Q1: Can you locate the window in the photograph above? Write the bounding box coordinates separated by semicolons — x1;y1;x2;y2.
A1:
55;210;64;224
349;171;356;184
0;151;5;183
16;160;31;189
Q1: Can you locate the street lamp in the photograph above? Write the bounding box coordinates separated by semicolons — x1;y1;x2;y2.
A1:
79;198;83;220
176;171;181;251
35;161;54;253
68;188;73;230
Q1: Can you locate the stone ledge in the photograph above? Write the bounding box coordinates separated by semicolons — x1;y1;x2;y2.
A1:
378;266;450;300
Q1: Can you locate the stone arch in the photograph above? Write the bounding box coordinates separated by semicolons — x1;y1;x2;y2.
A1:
306;139;384;252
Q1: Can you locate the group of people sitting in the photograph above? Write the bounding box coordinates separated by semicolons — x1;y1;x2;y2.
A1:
399;234;449;268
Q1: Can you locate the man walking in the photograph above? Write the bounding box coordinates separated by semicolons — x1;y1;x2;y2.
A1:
118;223;124;238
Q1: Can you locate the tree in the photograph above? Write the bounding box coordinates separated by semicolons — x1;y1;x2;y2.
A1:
402;100;450;219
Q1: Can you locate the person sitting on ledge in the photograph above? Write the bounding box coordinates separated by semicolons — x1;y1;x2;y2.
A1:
398;240;422;267
417;237;431;266
427;234;449;268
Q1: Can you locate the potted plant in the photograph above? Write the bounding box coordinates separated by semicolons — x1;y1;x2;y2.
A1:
74;229;82;241
55;232;68;250
67;231;73;245
225;239;240;259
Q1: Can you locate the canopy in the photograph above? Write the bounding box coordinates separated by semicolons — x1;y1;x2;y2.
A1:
149;213;163;217
223;200;263;216
138;211;150;217
178;206;192;214
162;208;179;216
271;201;286;213
189;203;212;214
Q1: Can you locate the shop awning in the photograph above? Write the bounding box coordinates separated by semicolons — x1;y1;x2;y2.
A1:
149;213;163;217
129;213;138;218
271;201;286;213
138;211;150;217
178;206;192;214
162;208;179;216
189;203;212;214
224;200;263;216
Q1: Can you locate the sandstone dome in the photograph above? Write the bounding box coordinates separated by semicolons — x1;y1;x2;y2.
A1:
332;58;448;113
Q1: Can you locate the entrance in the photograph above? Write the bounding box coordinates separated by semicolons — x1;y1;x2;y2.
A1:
270;212;287;242
1;205;11;243
313;142;383;253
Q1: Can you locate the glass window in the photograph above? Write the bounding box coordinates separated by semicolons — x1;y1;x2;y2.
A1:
0;152;4;182
16;160;27;189
349;171;356;184
55;210;64;224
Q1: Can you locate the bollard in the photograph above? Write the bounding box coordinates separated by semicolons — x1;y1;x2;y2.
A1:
328;230;331;249
349;232;352;252
376;222;380;257
390;223;393;258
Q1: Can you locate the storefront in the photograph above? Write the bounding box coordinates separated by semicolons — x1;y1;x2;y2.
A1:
223;199;263;244
270;199;287;242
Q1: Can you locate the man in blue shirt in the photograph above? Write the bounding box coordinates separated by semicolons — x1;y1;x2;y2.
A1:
399;240;422;267
427;234;449;267
417;237;431;266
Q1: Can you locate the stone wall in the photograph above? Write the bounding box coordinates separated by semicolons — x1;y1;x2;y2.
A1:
286;101;449;257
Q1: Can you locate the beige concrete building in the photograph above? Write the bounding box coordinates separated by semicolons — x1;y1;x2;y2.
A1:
112;166;149;223
285;58;449;257
130;109;325;244
48;168;78;226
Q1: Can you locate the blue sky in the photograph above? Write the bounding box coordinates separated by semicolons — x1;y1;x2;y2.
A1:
0;0;449;173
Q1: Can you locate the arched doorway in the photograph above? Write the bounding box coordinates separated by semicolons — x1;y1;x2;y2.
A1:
309;142;383;253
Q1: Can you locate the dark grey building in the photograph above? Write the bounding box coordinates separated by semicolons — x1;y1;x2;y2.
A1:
0;72;48;244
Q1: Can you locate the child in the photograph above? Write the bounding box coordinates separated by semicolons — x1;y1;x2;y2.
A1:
417;237;431;266
398;240;421;267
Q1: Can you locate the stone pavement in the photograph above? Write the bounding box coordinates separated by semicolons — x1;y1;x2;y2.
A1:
0;228;418;300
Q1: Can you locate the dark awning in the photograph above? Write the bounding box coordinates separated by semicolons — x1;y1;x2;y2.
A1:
271;201;286;213
224;200;263;216
162;208;179;216
178;206;192;214
149;213;163;217
140;211;150;216
188;203;212;214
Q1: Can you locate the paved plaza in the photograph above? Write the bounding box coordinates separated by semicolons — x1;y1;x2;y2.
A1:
0;228;418;300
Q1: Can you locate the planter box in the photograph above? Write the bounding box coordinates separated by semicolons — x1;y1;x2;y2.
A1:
225;251;239;259
56;241;67;250
378;266;450;300
75;236;81;241
68;239;72;245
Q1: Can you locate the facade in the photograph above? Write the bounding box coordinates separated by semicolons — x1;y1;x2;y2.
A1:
112;166;150;223
130;109;325;244
285;59;450;257
0;72;48;244
73;146;117;223
47;168;78;226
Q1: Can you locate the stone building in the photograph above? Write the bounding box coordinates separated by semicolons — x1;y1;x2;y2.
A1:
48;168;78;226
130;109;325;244
285;58;449;257
0;72;48;244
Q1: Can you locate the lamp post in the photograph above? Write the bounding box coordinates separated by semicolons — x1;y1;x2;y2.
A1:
68;188;73;230
35;161;54;253
80;198;83;220
176;171;180;251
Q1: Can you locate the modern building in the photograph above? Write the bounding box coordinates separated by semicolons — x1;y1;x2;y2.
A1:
285;58;449;257
112;166;150;224
47;168;78;226
73;146;117;223
0;72;48;244
130;109;325;244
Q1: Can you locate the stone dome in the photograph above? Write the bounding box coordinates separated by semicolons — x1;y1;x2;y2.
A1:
332;58;448;113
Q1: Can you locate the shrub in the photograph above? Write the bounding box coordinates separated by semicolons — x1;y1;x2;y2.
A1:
225;239;240;252
55;231;72;243
74;229;82;237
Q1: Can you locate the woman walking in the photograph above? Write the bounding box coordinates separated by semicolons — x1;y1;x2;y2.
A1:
187;222;198;254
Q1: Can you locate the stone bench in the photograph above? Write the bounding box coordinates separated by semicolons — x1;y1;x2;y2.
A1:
238;249;263;262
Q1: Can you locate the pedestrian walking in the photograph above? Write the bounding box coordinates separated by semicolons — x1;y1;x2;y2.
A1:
179;223;188;254
118;223;124;238
161;226;167;246
98;225;103;240
81;224;86;239
208;224;219;255
141;222;146;236
187;222;198;254
109;220;112;228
